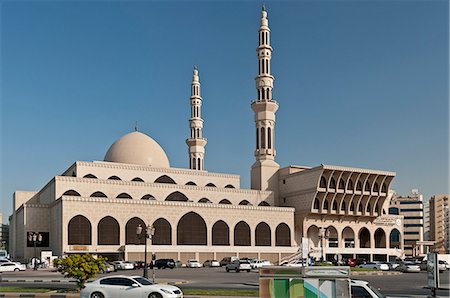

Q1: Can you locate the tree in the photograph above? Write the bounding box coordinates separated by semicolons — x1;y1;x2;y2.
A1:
53;254;106;289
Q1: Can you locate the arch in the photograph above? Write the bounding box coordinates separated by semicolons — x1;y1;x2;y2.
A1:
83;174;97;179
165;191;189;202
205;183;216;187
359;228;371;248
356;181;363;191
366;202;371;213
373;182;379;192
332;200;338;211
219;199;232;205
239;200;251;206
131;177;144;182
358;202;363;212
258;201;270;206
154;175;176;184
261;127;266;148
326;226;339;248
198;198;212;203
374;228;386;248
62;190;80;196
338;179;345;190
256;128;260;149
267;127;272;149
212;220;230;246
234;221;251;246
108;175;121;180
255;222;271;246
90;191;107;198
307;225;320;247
125;217;146;245
141;194;155;200
364;181;371;192
323;199;329;210
224;184;235;189
152;218;171;245
381;183;387;193
341;201;346;212
313;197;320;209
347;179;354;190
97;216;119;245
185;181;197;186
390;229;401;248
350;201;355;212
320;176;327;188
117;192;132;199
342;227;355;248
329;177;336;189
68;215;91;245
275;223;291;246
177;212;207;245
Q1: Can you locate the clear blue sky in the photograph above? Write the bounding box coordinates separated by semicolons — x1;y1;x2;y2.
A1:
1;0;448;222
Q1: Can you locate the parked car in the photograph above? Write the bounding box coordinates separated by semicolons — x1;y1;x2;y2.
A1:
186;259;202;268
283;260;306;267
252;259;271;269
203;260;220;267
345;258;357;267
100;262;115;274
113;261;134;270
219;256;238;267
154;259;175;269
225;260;252;272
350;279;386;298
438;260;447;272
0;262;26;272
358;262;380;270
80;275;183;298
395;261;420;273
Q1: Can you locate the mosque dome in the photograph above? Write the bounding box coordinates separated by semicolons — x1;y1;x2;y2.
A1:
104;131;170;168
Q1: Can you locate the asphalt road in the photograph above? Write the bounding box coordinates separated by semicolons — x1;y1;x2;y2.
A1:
1;267;449;297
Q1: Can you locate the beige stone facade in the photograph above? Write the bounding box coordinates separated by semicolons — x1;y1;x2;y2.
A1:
430;194;449;253
8;8;404;264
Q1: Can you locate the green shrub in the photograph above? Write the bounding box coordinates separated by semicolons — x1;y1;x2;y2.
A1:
53;254;106;289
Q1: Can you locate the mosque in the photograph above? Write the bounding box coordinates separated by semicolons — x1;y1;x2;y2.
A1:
8;8;404;264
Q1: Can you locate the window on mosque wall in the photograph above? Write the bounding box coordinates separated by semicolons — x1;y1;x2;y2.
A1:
359;228;371;248
341;201;346;211
83;174;97;179
275;223;291;246
366;203;371;213
68;215;91;245
375;228;386;248
258;201;270;206
177;212;207;245
141;194;155;200
267;127;272;149
261;127;266;148
356;181;363;191
323;199;329;210
373;182;379;192
234;221;251;246
347;179;354;190
165;191;189;202
154;175;176;184
108;176;121;180
382;183;387;193
98;216;119;245
219;199;232;204
131;177;144;182
186;181;197;186
332;200;337;210
255;222;271;246
117;193;132;199
358;203;363;212
90;191;107;198
239;200;252;206
125;217;145;245
205;183;216;187
198;198;212;203
256;128;260;149
212;220;230;246
152;218;171;245
62;190;80;196
329;177;336;189
350;202;355;211
365;181;371;192
389;207;399;215
225;184;235;189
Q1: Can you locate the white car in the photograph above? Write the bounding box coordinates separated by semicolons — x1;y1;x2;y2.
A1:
203;260;220;267
0;262;27;272
113;261;134;270
80;275;183;298
252;259;271;269
186;259;202;268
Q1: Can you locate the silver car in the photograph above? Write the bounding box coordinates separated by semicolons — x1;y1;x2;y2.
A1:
225;260;252;272
80;275;183;298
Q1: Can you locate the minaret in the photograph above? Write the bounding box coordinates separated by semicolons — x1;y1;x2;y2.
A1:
251;6;280;191
186;66;207;170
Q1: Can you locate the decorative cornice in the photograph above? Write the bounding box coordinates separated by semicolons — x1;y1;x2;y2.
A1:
75;161;240;179
55;176;272;196
61;196;295;213
317;164;396;176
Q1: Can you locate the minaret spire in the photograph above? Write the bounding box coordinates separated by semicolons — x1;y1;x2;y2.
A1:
251;7;280;192
186;66;207;170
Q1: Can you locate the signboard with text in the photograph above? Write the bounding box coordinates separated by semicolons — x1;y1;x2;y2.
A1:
427;253;439;289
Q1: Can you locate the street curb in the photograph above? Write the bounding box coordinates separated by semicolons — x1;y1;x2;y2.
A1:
351;271;402;276
0;294;79;298
0;280;75;283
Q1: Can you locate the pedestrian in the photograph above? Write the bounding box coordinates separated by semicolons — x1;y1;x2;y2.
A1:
33;257;38;270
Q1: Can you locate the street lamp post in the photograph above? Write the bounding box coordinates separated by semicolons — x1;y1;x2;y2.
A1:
136;224;155;280
319;227;330;262
28;232;42;270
